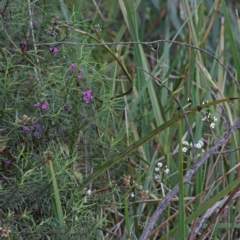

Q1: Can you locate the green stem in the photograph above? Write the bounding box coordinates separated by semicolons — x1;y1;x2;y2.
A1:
44;152;66;240
178;120;185;239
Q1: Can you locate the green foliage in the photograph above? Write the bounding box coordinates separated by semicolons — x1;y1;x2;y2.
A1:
0;0;240;239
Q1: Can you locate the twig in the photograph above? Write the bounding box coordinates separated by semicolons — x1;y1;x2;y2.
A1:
213;147;240;154
35;39;240;92
189;190;240;240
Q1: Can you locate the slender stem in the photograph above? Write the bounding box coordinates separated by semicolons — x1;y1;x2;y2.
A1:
178;120;185;240
35;38;240;92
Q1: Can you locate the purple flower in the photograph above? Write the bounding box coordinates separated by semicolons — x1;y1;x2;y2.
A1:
49;47;59;54
20;41;27;55
33;131;41;137
41;101;49;110
34;102;41;108
3;159;11;165
33;123;42;136
76;72;83;78
82;90;93;103
20;41;27;49
69;63;76;72
34;101;49;110
22;123;42;137
23;126;31;132
75;69;83;78
64;103;72;112
33;123;42;131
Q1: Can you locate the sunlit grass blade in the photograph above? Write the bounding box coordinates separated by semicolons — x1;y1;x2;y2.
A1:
221;0;240;83
44;152;66;240
119;0;164;126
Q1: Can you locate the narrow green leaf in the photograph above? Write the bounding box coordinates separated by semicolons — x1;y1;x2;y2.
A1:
178;120;185;240
45;155;66;239
124;196;130;237
221;0;240;80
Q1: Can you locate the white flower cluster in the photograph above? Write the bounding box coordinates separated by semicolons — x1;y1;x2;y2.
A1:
84;188;92;196
202;100;209;104
86;189;92;196
164;168;170;174
202;113;217;129
155;162;162;171
155;162;169;180
182;139;204;153
195;140;204;149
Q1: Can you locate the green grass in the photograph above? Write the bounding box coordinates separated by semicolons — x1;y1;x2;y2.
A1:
0;0;240;239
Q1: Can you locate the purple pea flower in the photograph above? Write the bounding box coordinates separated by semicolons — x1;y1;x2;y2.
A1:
69;63;76;72
33;123;42;137
41;101;49;110
34;102;41;108
33;123;42;131
49;47;59;54
20;41;27;55
22;123;42;137
3;159;11;165
20;41;27;49
76;71;83;79
64;103;72;112
82;90;93;103
75;69;83;79
33;131;41;137
23;126;31;132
